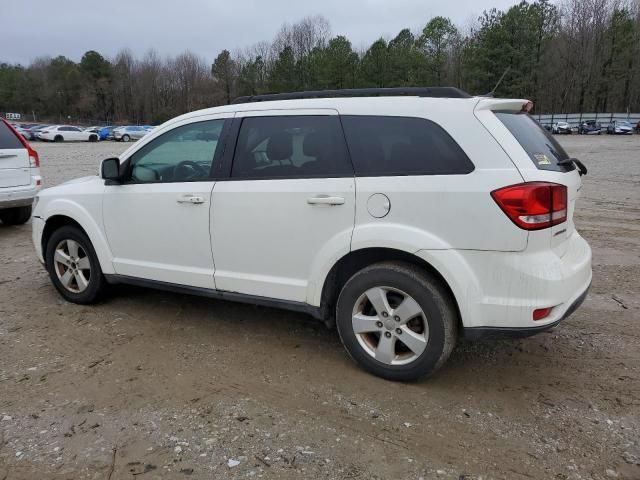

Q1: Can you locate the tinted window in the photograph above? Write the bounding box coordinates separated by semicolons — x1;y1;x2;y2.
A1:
231;116;352;179
0;121;24;149
341;116;473;176
494;112;573;172
128;120;225;183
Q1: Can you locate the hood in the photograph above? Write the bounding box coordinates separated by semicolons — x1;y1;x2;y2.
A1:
60;175;97;186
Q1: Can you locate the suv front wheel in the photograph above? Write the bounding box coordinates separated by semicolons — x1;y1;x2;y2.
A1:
336;262;457;381
45;225;107;304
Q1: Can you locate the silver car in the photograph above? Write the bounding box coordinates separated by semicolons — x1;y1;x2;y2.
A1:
113;126;148;142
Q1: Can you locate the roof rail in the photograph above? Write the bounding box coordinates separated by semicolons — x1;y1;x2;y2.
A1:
231;87;471;104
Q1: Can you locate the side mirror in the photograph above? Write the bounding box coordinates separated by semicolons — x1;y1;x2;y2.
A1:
101;157;121;183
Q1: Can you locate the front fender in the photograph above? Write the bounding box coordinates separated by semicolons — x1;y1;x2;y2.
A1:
41;198;114;274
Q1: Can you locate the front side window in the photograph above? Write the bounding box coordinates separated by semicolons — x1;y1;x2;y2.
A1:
231;116;352;179
341;115;474;176
127;119;226;183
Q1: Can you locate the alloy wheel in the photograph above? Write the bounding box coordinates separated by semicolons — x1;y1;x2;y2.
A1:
351;286;429;366
53;239;91;293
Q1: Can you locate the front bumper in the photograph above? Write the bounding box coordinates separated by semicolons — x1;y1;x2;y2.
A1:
32;216;45;265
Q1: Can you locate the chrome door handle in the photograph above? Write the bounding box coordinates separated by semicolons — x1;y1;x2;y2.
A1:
307;195;345;206
177;194;205;204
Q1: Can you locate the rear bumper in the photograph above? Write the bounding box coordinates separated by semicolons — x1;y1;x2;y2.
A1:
0;180;40;210
463;281;590;339
416;231;592;333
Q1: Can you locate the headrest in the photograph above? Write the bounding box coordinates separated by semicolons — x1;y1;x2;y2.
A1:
303;131;330;158
266;133;293;161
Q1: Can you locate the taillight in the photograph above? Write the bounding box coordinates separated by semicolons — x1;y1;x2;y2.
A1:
491;182;567;230
28;146;40;168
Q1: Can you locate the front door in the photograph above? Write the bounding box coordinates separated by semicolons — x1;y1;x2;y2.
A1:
103;116;230;289
211;110;355;303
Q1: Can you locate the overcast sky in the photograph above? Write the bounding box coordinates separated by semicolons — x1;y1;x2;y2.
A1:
4;0;520;65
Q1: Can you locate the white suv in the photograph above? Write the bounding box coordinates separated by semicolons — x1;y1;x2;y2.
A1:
0;119;42;224
31;88;592;381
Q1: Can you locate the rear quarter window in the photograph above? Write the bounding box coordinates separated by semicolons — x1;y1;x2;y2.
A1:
340;115;474;176
0;121;24;149
494;112;574;172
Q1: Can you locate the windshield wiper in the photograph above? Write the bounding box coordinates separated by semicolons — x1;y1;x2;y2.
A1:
557;157;588;176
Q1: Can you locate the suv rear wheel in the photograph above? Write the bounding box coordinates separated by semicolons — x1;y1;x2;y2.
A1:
336;262;457;381
45;225;107;304
0;206;31;225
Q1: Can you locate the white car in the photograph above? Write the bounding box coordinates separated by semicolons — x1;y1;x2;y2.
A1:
38;125;98;142
0;119;42;224
31;88;592;381
552;121;572;134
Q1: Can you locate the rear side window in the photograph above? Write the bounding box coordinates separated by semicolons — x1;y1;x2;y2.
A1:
232;116;352;179
0;121;24;149
494;112;574;172
340;116;474;176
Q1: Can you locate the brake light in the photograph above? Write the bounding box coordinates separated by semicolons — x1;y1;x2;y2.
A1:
521;101;534;113
28;146;40;168
491;182;567;230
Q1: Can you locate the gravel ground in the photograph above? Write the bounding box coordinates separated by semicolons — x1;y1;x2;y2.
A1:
0;135;639;479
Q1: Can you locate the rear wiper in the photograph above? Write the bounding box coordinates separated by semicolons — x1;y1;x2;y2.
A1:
557;157;587;176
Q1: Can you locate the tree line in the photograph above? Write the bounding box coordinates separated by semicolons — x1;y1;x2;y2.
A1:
1;0;638;125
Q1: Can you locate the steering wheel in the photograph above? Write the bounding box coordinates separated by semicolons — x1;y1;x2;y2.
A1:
174;160;208;181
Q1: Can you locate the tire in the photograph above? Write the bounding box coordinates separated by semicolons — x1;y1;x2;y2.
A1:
89;134;98;142
336;261;458;381
0;206;31;225
54;135;63;142
45;225;107;304
122;134;130;142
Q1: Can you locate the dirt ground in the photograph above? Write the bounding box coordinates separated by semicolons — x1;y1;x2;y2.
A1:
1;135;639;480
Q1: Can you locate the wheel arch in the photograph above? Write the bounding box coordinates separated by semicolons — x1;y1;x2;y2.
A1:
317;247;462;329
41;210;114;274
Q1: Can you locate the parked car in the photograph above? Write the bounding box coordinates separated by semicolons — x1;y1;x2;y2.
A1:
606;120;633;135
98;126;119;141
552;121;572;134
31;88;592;381
578;120;602;135
636;120;640;133
24;124;49;141
38;125;98;142
112;125;149;142
84;126;102;135
0;119;42;224
13;125;29;139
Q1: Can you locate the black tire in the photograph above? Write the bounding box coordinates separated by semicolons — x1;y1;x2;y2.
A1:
0;206;31;225
336;261;458;381
45;225;107;304
89;134;98;142
122;134;130;142
54;135;63;142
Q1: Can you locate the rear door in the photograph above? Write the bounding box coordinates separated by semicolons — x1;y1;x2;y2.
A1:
475;100;582;256
211;110;355;302
0;120;30;188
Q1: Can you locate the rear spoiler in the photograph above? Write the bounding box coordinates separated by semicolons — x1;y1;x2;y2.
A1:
474;97;531;112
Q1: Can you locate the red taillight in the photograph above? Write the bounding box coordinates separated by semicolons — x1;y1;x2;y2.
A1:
533;307;553;321
491;182;567;230
28;147;40;168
